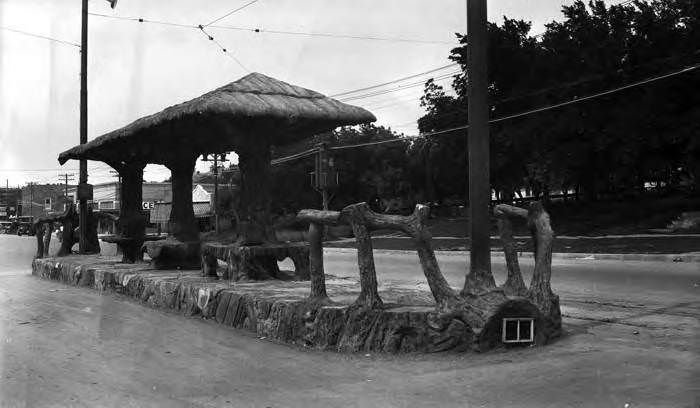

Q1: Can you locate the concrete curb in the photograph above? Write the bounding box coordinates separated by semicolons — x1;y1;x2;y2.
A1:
324;247;700;263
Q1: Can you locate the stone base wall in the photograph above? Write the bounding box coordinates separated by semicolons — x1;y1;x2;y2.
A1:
32;257;558;353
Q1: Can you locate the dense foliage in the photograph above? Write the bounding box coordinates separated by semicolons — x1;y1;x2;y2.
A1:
213;0;700;213
419;0;700;202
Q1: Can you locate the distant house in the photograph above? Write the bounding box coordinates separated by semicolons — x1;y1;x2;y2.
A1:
150;184;219;232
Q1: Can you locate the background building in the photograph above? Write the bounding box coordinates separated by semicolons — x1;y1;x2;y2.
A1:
19;183;73;219
0;187;22;219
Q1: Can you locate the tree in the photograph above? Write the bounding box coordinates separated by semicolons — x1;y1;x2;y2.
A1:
417;0;700;201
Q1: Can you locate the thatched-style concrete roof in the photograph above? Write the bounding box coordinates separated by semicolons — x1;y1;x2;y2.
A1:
58;73;376;165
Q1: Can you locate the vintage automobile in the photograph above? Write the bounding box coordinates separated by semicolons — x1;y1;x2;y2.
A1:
0;220;16;234
15;216;34;236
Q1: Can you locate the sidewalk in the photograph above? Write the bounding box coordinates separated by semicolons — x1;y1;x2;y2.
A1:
325;246;700;263
325;234;700;262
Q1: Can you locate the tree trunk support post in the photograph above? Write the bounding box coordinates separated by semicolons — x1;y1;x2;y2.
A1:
167;157;199;243
341;203;383;308
307;221;328;301
526;202;555;307
298;209;342;302
34;223;46;259
237;140;272;245
298;204;460;307
493;204;528;296
109;161;146;263
493;202;556;310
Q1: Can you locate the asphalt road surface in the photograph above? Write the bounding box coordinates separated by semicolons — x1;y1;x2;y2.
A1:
0;235;698;407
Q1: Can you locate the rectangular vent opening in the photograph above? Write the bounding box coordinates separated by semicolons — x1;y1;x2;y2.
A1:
502;317;534;344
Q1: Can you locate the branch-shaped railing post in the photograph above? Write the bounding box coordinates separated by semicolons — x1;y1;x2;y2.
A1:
299;203;460;308
297;209;342;303
353;203;458;306
308;221;328;300
493;204;528;296
493;201;557;316
340;203;383;308
526;202;555;309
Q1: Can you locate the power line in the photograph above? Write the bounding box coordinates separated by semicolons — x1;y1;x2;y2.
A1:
0;25;80;48
338;71;460;102
204;0;261;27
330;63;459;98
209;24;457;45
308;62;700;154
271;147;318;166
86;11;249;72
87;12;197;28
199;27;249;72
490;63;700;124
87;11;457;46
0;168;80;172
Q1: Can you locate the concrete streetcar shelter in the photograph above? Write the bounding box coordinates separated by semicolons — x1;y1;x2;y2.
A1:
58;72;375;266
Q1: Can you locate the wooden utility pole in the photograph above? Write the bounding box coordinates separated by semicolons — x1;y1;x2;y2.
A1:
58;173;75;197
316;143;330;211
463;0;495;294
78;0;89;253
27;182;36;218
312;143;337;212
201;153;227;233
213;154;219;232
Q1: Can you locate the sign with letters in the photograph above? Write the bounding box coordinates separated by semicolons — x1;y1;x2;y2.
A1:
142;201;155;210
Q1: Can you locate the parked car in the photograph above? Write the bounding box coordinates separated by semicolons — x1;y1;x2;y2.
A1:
0;221;16;234
15;216;34;236
17;222;32;236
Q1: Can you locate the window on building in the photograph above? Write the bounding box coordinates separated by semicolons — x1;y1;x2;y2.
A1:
502;318;535;344
44;198;52;210
99;201;115;210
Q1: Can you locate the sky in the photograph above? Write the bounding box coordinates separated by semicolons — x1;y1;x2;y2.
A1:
0;0;621;187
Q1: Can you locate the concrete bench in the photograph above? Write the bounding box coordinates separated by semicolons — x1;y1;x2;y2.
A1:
201;242;310;281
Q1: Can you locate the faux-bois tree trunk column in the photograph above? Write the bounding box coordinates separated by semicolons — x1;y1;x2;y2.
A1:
117;163;146;263
237;140;272;245
167;157;199;242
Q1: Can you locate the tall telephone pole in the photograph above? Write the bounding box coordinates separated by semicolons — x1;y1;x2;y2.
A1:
463;0;494;294
201;153;228;233
58;173;75;197
27;182;36;218
78;0;89;253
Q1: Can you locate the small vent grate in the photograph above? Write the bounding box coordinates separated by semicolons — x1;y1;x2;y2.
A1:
502;317;534;344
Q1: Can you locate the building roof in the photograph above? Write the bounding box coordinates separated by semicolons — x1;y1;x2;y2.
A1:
58;72;375;166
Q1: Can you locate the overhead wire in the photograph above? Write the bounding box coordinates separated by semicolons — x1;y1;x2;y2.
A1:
0;25;81;48
199;27;249;72
203;0;261;28
271;61;700;159
86;12;248;71
87;12;197;28
330;63;459;98
338;71;460;102
271;147;318;166
208;24;457;45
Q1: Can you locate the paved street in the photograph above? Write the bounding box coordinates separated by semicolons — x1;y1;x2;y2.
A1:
0;234;698;407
